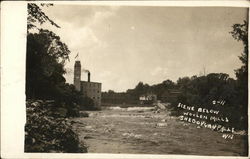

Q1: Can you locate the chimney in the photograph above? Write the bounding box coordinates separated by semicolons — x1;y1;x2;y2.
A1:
88;72;90;82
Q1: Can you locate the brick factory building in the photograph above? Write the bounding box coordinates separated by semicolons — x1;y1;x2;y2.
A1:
74;60;102;107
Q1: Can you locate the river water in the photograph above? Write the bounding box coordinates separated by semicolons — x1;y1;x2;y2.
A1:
70;107;248;156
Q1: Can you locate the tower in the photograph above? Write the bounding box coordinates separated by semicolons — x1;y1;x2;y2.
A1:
74;60;81;91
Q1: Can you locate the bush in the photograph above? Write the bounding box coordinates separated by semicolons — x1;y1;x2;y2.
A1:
79;96;95;110
25;100;87;153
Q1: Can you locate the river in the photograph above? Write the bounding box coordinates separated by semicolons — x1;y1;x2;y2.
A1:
70;107;248;156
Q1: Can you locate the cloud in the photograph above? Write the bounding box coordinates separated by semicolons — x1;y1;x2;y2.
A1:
41;5;247;92
130;26;135;30
151;67;162;76
150;66;169;76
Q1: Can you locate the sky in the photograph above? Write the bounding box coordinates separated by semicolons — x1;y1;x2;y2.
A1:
41;5;248;92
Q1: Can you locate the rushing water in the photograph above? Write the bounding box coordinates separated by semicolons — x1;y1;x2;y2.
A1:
71;107;248;156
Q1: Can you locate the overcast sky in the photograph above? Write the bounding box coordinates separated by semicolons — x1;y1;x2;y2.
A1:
41;5;248;92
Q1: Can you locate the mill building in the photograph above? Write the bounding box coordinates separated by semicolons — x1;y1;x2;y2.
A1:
74;60;102;107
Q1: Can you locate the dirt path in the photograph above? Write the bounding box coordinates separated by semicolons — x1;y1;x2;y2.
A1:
71;108;248;156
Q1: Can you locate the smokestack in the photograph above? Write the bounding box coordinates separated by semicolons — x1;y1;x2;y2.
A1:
88;72;90;82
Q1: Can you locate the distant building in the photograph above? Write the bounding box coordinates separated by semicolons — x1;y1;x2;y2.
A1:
74;60;102;107
139;93;157;104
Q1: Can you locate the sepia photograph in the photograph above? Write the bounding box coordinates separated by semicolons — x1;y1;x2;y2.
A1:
20;1;249;157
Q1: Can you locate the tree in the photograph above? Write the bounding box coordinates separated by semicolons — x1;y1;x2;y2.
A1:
162;79;175;88
26;3;72;100
177;77;191;89
26;29;70;99
25;4;88;153
27;3;60;31
26;3;87;114
230;21;248;67
108;90;115;93
231;21;248;87
230;21;248;130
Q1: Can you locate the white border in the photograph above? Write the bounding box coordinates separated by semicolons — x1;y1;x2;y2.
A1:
1;1;249;159
14;0;250;7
